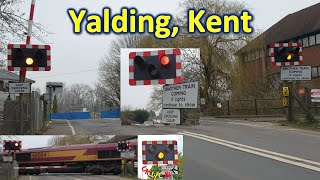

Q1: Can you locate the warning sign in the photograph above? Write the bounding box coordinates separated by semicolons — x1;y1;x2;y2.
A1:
162;81;198;109
9;83;30;94
162;109;180;124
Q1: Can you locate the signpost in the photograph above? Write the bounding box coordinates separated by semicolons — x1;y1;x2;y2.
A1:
283;87;289;97
200;98;205;105
162;81;198;109
3;156;13;162
120;151;135;158
311;89;320;102
46;82;63;121
280;66;311;81
162;109;180;124
282;97;289;107
46;82;63;94
8;83;30;94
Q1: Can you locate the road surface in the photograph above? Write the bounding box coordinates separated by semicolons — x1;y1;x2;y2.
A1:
43;119;121;135
18;173;130;180
42;117;320;179
181;118;320;179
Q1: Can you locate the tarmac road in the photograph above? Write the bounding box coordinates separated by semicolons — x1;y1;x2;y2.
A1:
43;119;121;135
41;117;320;179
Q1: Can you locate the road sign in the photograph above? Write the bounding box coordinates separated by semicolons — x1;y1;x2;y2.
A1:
3;156;13;162
282;97;289;107
46;82;63;93
280;66;311;80
283;87;289;97
161;164;179;176
129;49;182;86
269;43;302;66
200;98;205;105
311;89;320;102
217;102;222;108
121;151;135;158
162;109;180;124
9;83;30;94
298;89;305;94
163;81;199;109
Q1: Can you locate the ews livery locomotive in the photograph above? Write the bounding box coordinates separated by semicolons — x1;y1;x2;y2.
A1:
1;140;137;175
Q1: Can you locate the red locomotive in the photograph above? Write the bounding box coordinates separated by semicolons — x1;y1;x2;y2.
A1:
1;139;137;175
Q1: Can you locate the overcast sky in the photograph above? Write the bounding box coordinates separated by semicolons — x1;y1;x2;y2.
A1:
12;0;320;101
1;136;53;149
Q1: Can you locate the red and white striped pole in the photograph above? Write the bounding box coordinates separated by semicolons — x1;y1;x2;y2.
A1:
14;166;67;170
21;0;36;82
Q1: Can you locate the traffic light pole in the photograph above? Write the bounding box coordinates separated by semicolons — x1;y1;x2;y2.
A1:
19;74;24;134
285;81;293;122
19;0;36;134
49;86;52;121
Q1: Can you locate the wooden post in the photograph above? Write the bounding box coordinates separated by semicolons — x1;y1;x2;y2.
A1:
254;99;258;115
286;81;294;122
227;100;231;116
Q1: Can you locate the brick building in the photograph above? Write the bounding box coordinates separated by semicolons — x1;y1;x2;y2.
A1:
235;3;320;89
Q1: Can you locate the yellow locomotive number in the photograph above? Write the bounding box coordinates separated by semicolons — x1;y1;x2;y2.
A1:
31;152;48;159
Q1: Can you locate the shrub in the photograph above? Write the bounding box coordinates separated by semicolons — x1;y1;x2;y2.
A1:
133;109;150;123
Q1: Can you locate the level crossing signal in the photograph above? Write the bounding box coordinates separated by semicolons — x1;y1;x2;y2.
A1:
269;43;302;66
7;44;51;71
129;49;182;85
142;140;178;165
117;141;130;152
3;140;22;152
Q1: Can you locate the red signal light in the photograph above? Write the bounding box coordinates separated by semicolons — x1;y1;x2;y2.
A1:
160;55;170;66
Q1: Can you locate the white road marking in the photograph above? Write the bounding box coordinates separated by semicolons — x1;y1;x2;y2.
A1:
67;120;76;135
29;175;32;180
180;131;320;172
228;122;265;128
46;121;52;127
201;120;265;128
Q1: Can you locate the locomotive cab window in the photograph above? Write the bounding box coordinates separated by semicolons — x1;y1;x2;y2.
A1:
16;153;31;162
97;150;121;159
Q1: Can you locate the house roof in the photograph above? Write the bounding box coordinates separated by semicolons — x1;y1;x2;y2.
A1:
236;3;320;54
0;69;35;83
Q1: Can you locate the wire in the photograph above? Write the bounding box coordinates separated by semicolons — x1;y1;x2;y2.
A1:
30;68;98;79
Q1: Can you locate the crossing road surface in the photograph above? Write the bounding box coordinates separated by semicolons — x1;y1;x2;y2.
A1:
181;118;320;180
41;117;320;179
18;173;130;180
43;119;121;135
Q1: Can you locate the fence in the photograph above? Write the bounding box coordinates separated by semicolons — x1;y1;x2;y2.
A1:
0;161;18;180
207;99;284;116
204;96;320;117
50;112;91;120
101;108;120;118
0;106;3;121
1;91;45;135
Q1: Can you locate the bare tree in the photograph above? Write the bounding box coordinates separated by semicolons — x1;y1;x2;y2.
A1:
0;0;50;57
96;35;144;108
140;0;255;114
56;83;97;112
